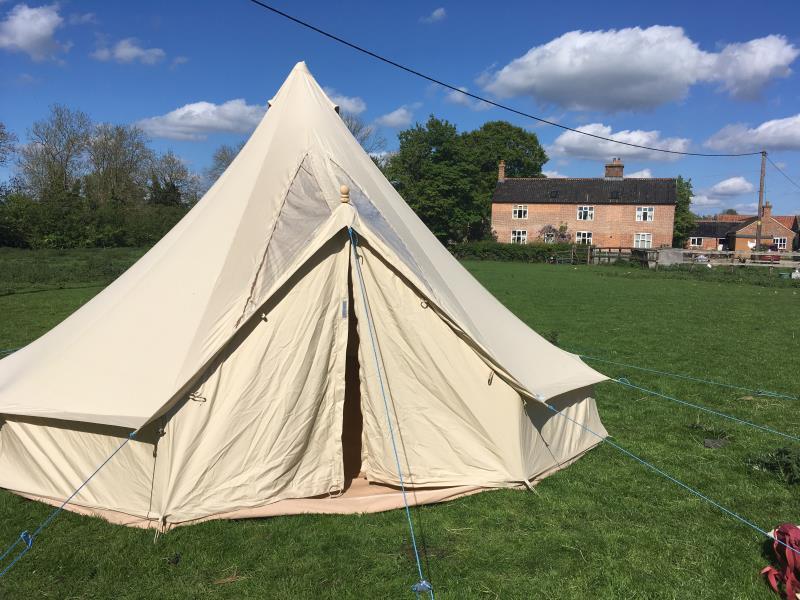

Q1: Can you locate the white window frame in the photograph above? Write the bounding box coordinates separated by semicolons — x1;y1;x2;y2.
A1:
576;231;592;245
511;230;527;244
512;204;528;219
689;237;703;247
773;236;787;250
634;232;653;249
636;206;655;222
577;205;594;221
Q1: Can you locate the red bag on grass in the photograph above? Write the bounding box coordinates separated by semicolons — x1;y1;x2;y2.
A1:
763;523;800;599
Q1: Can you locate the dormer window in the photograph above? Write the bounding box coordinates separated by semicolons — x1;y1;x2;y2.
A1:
548;190;559;199
608;190;621;200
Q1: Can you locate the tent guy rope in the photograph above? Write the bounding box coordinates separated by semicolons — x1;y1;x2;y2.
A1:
546;405;800;560
579;354;797;401
0;430;138;578
612;378;800;444
347;226;434;599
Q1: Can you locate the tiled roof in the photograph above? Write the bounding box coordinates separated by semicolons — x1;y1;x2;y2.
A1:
713;214;753;222
775;215;798;230
691;214;797;237
692;220;742;238
492;177;677;205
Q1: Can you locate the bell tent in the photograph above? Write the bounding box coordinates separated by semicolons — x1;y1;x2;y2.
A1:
0;62;607;530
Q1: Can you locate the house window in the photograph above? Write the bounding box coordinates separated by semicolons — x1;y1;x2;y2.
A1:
774;236;787;250
608;190;621;200
634;233;653;248
577;205;594;221
511;230;527;244
689;237;703;247
636;206;655;222
543;232;555;244
512;204;528;219
549;190;559;199
576;231;592;245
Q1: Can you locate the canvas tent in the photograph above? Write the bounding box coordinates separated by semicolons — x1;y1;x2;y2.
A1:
0;62;607;530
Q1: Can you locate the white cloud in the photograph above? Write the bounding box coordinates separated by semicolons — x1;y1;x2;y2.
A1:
16;71;39;85
626;168;652;178
542;169;567;178
0;3;66;61
92;37;165;65
483;26;798;111
711;36;799;99
324;87;367;115
170;55;188;69
376;105;414;128
705;114;800;152
420;7;446;24
137;99;266;141
444;86;491;111
707;176;754;197
549;123;690;161
734;202;758;212
68;12;96;25
691;176;756;211
690;194;721;209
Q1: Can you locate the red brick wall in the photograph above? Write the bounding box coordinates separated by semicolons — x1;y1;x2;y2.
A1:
729;218;798;251
687;237;722;251
491;203;676;248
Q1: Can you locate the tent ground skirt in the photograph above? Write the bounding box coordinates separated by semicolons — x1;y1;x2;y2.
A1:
10;439;599;531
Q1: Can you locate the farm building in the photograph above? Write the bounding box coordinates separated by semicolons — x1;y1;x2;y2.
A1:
490;159;677;249
687;204;799;251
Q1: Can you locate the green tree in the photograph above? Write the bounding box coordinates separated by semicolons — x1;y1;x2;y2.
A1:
673;176;696;247
0;122;17;166
722;208;738;215
206;142;245;186
383;117;547;242
18;105;92;197
85;123;153;205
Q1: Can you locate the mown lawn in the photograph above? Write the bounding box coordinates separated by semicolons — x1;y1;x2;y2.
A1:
0;251;798;599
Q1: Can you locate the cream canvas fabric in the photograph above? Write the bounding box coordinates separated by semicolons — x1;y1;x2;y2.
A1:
0;62;608;529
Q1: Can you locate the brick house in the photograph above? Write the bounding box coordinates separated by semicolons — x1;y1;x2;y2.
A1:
491;159;676;248
687;204;799;252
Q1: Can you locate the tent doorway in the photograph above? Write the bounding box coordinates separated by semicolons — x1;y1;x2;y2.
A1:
341;264;364;487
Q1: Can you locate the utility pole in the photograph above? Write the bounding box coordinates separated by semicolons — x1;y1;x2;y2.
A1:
756;150;766;250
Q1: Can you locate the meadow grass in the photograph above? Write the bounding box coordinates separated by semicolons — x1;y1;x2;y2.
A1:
0;252;798;599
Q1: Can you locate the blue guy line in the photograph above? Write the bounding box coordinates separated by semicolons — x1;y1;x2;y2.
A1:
613;378;800;444
578;353;797;401
347;227;433;599
0;430;137;578
546;404;800;559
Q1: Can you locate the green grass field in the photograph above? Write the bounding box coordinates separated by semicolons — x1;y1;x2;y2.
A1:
0;249;798;599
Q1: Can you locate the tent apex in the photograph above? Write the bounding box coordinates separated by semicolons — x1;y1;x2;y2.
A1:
292;61;310;74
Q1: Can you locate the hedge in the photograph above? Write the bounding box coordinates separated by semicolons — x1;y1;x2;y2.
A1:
449;241;577;262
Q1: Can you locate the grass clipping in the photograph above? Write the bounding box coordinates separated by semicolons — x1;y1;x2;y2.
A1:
748;447;800;485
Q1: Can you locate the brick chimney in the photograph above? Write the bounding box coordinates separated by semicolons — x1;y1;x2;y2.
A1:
762;201;772;218
604;158;624;179
498;159;506;182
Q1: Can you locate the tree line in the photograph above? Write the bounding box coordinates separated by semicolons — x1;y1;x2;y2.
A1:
0;106;215;248
0;107;695;249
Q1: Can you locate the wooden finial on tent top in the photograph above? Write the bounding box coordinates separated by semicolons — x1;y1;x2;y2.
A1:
340;185;350;203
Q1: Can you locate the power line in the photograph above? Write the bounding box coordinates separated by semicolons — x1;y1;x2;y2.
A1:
246;0;762;159
766;155;800;193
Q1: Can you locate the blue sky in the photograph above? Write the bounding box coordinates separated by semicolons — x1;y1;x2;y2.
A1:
1;0;799;215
